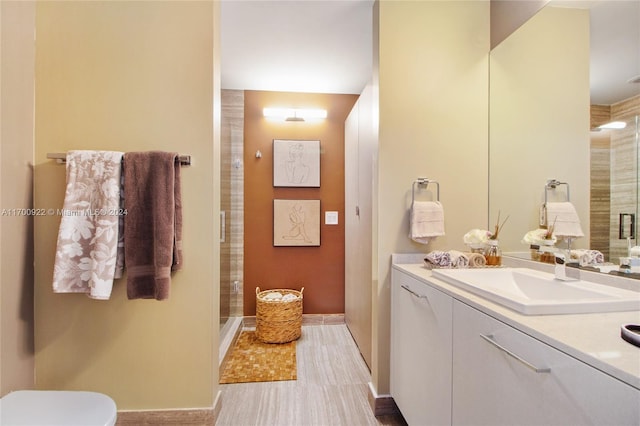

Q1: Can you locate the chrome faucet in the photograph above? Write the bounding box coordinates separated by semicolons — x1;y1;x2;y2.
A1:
554;252;580;281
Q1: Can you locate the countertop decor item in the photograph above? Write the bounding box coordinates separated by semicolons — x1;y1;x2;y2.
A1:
463;229;491;253
489;210;509;240
485;239;502;266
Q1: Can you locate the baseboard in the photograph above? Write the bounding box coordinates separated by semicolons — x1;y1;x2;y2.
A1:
242;313;345;328
116;408;214;425
219;317;243;377
213;390;222;421
367;382;400;417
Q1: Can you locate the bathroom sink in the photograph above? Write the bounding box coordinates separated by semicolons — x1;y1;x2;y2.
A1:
431;267;640;315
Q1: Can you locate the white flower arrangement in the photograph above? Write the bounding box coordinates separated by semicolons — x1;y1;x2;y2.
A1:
521;228;557;246
463;229;492;249
464;213;509;250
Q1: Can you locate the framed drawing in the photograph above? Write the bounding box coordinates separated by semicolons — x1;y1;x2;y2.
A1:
273;199;321;247
273;139;320;187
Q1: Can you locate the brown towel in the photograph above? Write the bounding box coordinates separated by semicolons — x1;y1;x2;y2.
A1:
124;151;183;300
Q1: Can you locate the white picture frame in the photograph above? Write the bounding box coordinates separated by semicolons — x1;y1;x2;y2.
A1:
273;139;320;187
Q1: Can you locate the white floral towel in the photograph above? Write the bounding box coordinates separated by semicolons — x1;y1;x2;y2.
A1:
424;251;452;267
449;250;469;268
53;150;124;300
570;249;604;265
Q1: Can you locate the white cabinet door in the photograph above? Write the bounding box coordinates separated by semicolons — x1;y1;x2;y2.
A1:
345;85;374;368
391;269;453;425
452;300;640;426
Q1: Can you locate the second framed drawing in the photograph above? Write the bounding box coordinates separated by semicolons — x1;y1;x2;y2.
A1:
273;199;320;247
273;139;320;187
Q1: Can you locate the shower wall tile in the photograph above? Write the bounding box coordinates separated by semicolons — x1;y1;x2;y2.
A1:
591;95;639;261
590;104;611;259
222;89;245;318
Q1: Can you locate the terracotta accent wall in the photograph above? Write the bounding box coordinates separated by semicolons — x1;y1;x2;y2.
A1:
243;90;357;315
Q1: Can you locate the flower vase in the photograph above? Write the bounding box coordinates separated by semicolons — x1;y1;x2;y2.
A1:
467;243;486;255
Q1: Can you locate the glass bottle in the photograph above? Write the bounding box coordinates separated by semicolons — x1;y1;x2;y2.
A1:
485;239;502;266
530;244;541;261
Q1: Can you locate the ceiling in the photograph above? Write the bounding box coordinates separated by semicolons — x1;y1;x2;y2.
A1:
553;0;640;105
221;0;639;104
221;0;373;95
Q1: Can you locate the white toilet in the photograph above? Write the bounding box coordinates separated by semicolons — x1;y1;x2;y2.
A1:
0;390;117;426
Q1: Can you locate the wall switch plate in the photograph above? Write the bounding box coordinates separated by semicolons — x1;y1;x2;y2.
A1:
325;211;339;225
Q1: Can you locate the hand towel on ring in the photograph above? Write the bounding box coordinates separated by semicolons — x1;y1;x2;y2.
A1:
410;201;445;244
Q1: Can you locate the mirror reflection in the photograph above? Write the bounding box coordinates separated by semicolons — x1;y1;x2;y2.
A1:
489;1;640;272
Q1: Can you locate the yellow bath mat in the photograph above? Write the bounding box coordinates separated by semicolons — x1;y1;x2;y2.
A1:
219;330;297;384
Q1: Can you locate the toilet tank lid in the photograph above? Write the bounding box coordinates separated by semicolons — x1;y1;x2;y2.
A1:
0;390;117;426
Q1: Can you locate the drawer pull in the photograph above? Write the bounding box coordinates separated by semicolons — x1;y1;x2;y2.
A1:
400;284;429;301
480;334;551;374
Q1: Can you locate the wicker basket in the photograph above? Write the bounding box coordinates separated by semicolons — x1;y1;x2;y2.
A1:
255;287;304;343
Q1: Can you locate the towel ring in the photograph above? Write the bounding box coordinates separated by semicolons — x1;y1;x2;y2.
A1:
412;178;440;205
545;179;570;203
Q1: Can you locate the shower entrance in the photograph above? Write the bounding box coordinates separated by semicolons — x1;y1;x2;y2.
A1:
219;90;245;363
590;96;639;262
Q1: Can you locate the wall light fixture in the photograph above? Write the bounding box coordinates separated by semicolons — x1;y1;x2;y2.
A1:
263;108;327;122
592;121;627;132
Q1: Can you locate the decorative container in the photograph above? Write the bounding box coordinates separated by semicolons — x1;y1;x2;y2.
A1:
467;243;487;255
485;240;502;266
255;287;304;343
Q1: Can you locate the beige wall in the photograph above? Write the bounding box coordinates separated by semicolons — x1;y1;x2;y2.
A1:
1;1;36;396
33;1;219;410
373;0;490;394
489;6;590;252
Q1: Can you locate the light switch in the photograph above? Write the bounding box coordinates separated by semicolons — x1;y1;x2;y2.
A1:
325;211;339;225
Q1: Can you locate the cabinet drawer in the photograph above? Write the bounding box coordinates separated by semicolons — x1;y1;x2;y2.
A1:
452;300;640;425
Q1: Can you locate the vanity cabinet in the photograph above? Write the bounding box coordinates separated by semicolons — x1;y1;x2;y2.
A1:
390;265;640;426
452;300;640;426
390;268;453;426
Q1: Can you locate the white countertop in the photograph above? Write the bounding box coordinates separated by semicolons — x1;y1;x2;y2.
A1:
392;261;640;390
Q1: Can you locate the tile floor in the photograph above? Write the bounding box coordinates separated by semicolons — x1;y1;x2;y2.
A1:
215;324;407;426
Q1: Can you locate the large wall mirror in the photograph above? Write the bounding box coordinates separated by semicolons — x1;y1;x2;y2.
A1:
489;0;640;265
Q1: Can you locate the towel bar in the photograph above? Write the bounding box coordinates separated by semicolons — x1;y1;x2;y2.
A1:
412;178;440;205
47;152;192;166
